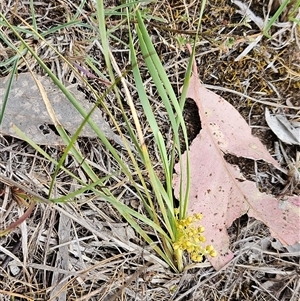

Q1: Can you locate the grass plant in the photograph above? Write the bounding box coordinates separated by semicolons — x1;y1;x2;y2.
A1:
0;1;299;299
0;0;214;272
4;0;297;274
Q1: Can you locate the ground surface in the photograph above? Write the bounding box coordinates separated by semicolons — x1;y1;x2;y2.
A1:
0;0;299;300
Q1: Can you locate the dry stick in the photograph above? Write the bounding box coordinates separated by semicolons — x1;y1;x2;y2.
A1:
0;174;51;203
204;84;300;110
0;239;22;269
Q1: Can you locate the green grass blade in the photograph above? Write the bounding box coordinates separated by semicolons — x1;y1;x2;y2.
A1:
0;58;19;124
263;0;291;37
29;0;37;31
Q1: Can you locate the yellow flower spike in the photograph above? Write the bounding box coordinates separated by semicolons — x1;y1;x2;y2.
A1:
174;212;217;265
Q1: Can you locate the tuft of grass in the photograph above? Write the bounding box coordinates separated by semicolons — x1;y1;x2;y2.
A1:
0;0;215;272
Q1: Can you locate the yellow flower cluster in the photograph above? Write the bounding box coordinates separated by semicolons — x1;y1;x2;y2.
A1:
173;210;217;262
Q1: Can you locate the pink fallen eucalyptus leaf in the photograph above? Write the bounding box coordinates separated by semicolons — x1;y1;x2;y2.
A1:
173;58;300;270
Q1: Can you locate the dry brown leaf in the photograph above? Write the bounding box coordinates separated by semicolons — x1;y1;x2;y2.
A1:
173;59;300;270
